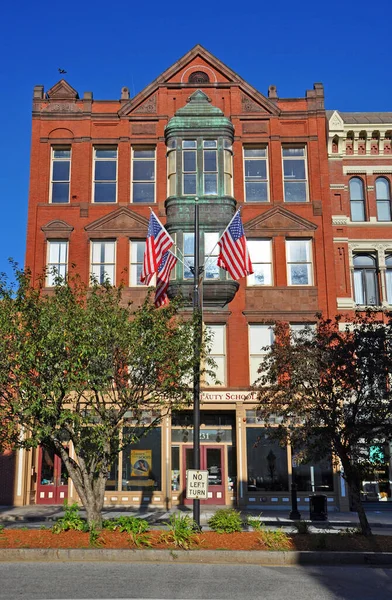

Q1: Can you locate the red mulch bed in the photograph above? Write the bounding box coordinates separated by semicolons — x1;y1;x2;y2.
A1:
1;529;392;552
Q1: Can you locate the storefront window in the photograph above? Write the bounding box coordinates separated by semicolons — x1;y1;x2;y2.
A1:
292;450;333;492
246;428;288;491
171;446;180;492
105;459;119;491
121;427;162;492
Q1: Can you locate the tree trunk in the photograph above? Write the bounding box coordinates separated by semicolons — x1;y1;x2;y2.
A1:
349;480;372;536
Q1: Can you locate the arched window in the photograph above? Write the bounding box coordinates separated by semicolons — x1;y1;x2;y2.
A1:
376;177;391;221
353;254;379;306
349;178;366;221
385;255;392;304
188;71;210;84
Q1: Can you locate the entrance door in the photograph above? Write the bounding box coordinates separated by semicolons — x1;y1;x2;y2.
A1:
183;445;225;505
36;446;68;504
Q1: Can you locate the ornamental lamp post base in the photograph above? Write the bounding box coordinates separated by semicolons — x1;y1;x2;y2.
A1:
289;482;301;520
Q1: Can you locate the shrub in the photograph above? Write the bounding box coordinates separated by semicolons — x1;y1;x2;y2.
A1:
247;514;263;531
258;528;292;550
292;520;310;534
160;513;198;549
208;509;243;534
103;516;151;548
52;500;87;534
313;533;328;550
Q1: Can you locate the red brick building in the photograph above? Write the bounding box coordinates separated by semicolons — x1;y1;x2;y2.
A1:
13;46;345;510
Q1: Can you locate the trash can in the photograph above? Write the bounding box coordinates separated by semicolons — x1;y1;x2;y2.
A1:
309;494;327;521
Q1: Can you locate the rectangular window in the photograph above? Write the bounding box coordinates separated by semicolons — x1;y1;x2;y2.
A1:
203;140;217;195
132;148;155;203
121;427;162;492
286;239;313;285
246;428;288;492
205;324;226;386
282;146;308;202
50;148;71;203
91;240;116;285
224;139;233;196
183;232;194;280
130;240;147;286
167;140;177;197
46;240;68;286
249;324;273;384
247;239;272;285
244;147;268;202
93;147;117;203
182;140;197;195
204;232;220;280
289;323;316;344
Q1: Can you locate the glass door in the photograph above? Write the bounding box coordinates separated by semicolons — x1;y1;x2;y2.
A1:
182;445;225;505
36;446;68;504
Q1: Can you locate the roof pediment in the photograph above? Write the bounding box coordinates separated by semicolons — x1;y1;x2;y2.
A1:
119;45;279;117
244;206;317;235
84;207;149;236
46;79;79;100
41;220;74;239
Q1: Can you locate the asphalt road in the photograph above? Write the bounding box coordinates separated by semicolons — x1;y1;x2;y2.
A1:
1;562;392;600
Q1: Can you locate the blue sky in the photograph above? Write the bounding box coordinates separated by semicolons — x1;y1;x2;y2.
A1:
1;0;391;278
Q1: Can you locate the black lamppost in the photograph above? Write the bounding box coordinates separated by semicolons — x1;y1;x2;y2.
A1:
289;481;301;520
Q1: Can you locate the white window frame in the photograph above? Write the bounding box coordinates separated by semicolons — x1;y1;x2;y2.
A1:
205;324;226;386
247;239;273;286
50;147;71;204
90;240;116;285
243;146;269;203
182;140;197;196
92;147;118;204
203;140;218;196
46;240;68;286
286;239;313;286
131;147;156;204
282;145;308;203
248;324;274;385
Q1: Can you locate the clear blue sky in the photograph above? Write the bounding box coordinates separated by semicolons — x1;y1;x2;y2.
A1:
1;0;391;278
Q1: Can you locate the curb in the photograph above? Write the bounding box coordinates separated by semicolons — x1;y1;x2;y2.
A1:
0;548;392;565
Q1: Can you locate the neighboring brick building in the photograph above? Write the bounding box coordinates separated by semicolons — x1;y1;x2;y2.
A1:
11;45;366;510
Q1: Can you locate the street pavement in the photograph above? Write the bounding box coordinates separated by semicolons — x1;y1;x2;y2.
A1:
1;503;392;534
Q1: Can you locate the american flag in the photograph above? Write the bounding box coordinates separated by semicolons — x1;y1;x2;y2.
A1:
140;212;174;285
154;251;177;308
217;210;253;280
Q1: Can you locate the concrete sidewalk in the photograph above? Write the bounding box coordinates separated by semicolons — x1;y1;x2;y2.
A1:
1;504;392;530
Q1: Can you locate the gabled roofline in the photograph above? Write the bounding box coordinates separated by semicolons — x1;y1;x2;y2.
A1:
119;45;280;117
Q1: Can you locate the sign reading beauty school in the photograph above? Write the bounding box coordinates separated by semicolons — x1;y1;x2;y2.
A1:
200;390;258;403
186;470;209;500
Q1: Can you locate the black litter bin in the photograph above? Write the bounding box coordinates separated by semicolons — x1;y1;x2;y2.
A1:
309;494;327;521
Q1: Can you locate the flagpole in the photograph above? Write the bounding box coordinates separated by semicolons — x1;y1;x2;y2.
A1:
192;196;202;531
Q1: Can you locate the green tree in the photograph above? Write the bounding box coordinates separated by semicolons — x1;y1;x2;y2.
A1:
0;268;207;528
255;313;392;536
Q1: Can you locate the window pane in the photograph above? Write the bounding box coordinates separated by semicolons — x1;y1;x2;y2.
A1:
203;140;217;148
246;428;288;491
386;270;392;304
353;270;364;304
244;148;266;158
95;149;117;158
351;201;365;221
249;325;272;353
204;174;217;195
376;178;390;200
133;161;154;181
184;233;195;255
283;160;305;180
204;150;217;172
353;255;375;267
284;181;306;202
283;148;304;157
183;151;196;172
287;241;308;262
377;201;391;221
290;264;310;285
52;161;70;181
245;182;268;202
134;150;155;158
49;242;60;263
53;149;70;159
183;140;196;148
94;182;116;202
122;428;162;492
364;270;378;305
251;264;272;285
245;159;266;179
349;178;364;200
52;183;69;203
95;161;116;181
104;242;115;263
184;174;196;195
208;325;225;353
248;240;271;262
224;150;232;173
168;151;176;173
133;182;154;203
